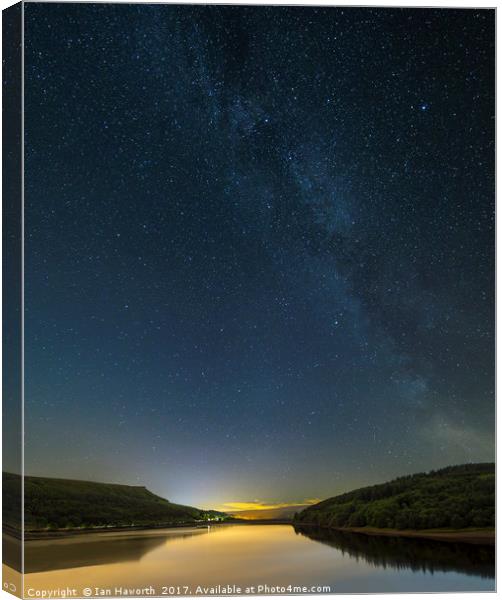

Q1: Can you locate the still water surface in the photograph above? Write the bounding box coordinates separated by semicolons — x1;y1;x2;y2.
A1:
21;524;494;595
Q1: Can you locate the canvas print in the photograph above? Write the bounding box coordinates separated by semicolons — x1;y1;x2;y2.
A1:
2;2;495;597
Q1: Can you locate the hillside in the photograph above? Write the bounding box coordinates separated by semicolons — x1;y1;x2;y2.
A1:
295;463;494;531
3;473;227;532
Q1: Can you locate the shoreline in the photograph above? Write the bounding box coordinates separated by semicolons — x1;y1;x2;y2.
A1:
295;523;495;545
7;519;292;541
5;522;216;541
6;521;494;544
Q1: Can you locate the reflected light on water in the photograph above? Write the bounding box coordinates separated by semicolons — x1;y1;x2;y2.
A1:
21;524;494;595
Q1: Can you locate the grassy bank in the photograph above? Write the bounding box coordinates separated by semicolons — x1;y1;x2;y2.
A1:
298;524;494;545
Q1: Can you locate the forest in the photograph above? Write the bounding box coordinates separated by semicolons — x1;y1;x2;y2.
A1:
294;463;494;530
3;472;227;532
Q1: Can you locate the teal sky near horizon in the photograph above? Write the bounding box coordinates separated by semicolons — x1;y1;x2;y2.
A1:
20;4;494;511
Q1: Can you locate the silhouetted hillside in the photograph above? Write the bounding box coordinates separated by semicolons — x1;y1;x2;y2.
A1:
3;472;226;532
295;464;494;530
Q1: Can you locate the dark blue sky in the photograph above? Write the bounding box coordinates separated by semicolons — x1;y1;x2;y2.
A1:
23;4;494;511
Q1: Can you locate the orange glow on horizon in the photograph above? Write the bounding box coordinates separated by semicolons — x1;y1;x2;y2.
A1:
215;499;320;519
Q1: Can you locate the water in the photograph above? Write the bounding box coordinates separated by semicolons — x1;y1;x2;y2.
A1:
12;524;495;595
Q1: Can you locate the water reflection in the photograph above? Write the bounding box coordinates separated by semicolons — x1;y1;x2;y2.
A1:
19;524;495;594
3;533;22;571
24;528;209;573
293;525;495;579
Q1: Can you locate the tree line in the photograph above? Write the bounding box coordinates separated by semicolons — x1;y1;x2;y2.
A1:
294;463;494;530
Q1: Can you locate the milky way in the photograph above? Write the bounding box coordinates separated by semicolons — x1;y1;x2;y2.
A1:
22;4;494;509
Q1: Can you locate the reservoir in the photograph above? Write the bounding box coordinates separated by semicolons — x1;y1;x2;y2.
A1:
10;524;495;595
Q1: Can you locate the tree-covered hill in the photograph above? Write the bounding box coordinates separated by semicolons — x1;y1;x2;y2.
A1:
295;463;494;530
3;472;227;532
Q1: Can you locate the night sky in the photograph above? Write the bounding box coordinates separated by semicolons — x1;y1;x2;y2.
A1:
23;4;494;513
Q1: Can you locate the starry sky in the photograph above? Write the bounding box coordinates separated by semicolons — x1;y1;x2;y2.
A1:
22;3;494;512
